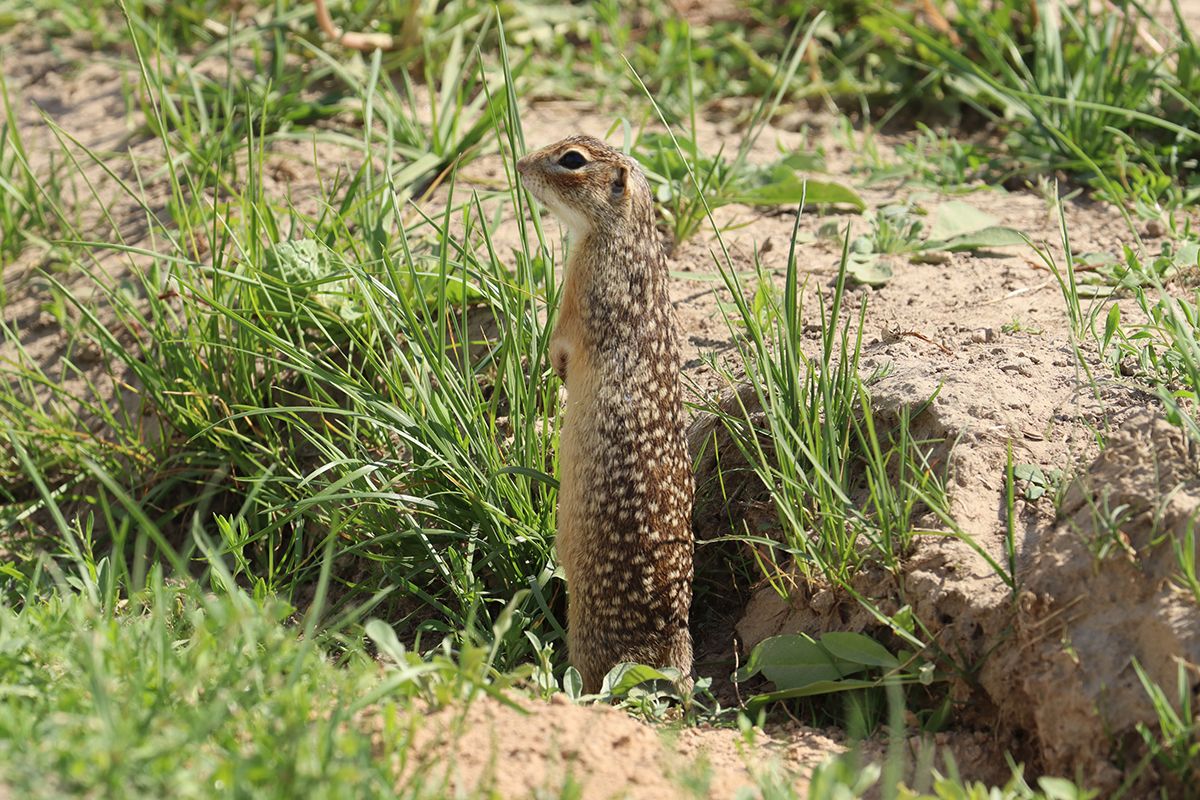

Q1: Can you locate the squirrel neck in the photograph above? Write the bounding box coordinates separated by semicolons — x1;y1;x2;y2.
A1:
565;229;668;326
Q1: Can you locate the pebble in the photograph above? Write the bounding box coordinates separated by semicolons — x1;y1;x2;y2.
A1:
1146;219;1167;237
970;327;995;343
1000;359;1034;377
810;588;835;614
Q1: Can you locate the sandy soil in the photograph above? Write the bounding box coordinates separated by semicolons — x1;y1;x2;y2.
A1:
4;6;1200;798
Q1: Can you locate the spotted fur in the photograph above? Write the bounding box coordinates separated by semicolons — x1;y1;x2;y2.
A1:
517;135;694;694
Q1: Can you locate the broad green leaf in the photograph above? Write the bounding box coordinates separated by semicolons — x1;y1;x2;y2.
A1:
1177;243;1200;269
0;563;26;581
724;178;866;210
562;667;583;701
930;226;1026;252
262;239;347;289
924;693;953;729
818;220;842;238
744;678;885;715
735;634;845;688
927;200;999;241
364;619;407;665
1077;251;1119;266
851;235;874;254
780;151;827;172
821;632;900;668
1012;464;1044;483
847;255;893;286
1037;776;1097;800
860;164;913;187
602;663;674;696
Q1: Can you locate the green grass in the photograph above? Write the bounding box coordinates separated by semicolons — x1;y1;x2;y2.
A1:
0;72;76;284
695;220;949;590
859;123;1005;191
4;3;561;668
0;552;540;800
887;0;1200;194
0;573;399;799
3;0;1200;797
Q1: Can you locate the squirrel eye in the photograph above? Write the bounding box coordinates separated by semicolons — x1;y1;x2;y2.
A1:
557;151;587;170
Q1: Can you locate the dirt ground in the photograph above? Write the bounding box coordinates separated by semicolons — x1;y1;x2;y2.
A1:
5;5;1200;797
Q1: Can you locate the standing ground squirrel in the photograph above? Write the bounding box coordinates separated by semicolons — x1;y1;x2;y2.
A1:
516;135;695;694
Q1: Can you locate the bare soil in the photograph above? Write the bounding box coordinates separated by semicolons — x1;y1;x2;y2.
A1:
5;9;1200;798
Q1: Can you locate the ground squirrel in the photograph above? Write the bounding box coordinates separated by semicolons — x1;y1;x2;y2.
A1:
516;135;695;694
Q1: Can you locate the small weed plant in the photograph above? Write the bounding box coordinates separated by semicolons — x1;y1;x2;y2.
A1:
629;15;865;247
889;0;1200;199
1129;658;1200;797
862;123;1004;191
700;214;950;589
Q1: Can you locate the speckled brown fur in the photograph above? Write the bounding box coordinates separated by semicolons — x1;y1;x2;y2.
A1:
516;135;694;694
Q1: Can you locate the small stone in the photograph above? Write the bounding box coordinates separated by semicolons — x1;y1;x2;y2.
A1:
970;327;995;343
1000;359;1034;377
810;588;835;614
29;310;58;332
1146;219;1167;237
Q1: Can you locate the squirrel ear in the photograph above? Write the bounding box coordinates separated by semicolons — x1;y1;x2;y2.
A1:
611;165;628;198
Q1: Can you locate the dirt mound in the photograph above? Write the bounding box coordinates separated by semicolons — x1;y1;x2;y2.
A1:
733;388;1200;793
1006;411;1200;793
390;692;845;799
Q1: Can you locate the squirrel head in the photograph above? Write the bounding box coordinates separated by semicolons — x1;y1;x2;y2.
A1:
516;135;655;241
